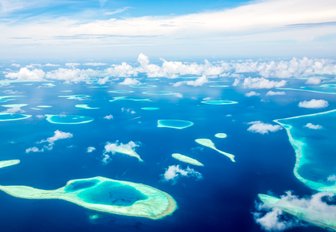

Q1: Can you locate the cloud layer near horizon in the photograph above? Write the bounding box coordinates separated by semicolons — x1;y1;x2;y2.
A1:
1;0;336;59
3;54;336;84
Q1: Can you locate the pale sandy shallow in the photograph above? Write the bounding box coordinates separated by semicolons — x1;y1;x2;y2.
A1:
0;160;20;169
172;153;204;167
195;138;235;163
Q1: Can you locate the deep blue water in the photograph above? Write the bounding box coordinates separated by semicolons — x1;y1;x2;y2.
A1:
0;80;335;232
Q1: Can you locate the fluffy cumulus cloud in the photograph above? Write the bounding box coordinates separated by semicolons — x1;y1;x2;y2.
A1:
234;57;336;78
106;62;138;78
298;99;329;109
3;55;336;83
255;191;336;231
234;77;286;89
119;77;140;86
45;68;102;83
5;67;45;81
45;130;73;144
245;91;260;97
305;123;322;130
25;146;43;153
103;114;113;120
86;146;96;153
163;165;202;183
102;140;142;163
137;53;226;78
26;130;73;153
255;208;295;231
97;77;109;85
173;75;208;87
248;121;282;134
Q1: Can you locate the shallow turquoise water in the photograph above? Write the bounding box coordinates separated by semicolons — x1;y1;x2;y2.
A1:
77;181;147;206
275;110;336;192
0;77;334;232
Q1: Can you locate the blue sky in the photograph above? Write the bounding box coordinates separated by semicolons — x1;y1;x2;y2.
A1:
1;0;336;60
1;0;251;18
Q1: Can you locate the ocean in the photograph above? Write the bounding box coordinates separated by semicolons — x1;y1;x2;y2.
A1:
0;78;334;232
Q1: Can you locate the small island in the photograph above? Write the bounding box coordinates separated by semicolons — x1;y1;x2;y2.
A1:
215;133;227;139
195;138;235;162
172;153;204;167
75;104;99;110
0;159;20;169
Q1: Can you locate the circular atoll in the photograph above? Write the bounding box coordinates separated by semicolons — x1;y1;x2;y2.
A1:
0;176;177;220
157;119;194;129
45;114;94;124
201;99;238;105
0;113;32;122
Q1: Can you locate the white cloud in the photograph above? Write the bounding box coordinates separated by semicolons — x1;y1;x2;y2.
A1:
245;91;260;97
173;75;208;87
137;53;225;78
248;121;282;134
305;77;321;85
65;62;80;67
45;68;102;83
137;53;150;67
163;165;202;183
103;141;142;162
2;0;336;59
119;77;140;86
298;99;329;109
106;62;138;78
44;63;59;67
5;67;45;81
25;146;43;153
104;114;113;120
45;130;73;144
255;208;295;231
87;146;96;153
3;55;336;83
266;91;286;96
256;192;336;231
97;77;109;85
236;77;287;89
25;130;73;153
305;123;322;130
84;62;107;67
